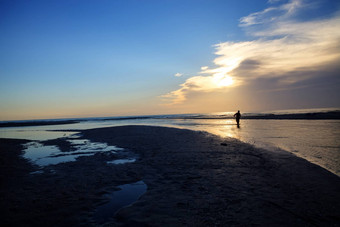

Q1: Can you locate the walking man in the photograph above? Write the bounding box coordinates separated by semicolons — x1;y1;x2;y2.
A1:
234;110;241;128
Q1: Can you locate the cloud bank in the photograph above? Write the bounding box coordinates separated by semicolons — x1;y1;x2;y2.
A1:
163;0;340;107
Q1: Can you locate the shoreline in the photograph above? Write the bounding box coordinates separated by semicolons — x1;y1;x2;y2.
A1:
1;125;339;226
0;120;80;128
1;111;340;128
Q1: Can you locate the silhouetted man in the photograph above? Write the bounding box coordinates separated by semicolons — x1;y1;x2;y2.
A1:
234;110;241;127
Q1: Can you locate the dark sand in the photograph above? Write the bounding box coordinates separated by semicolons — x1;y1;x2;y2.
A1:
1;125;339;226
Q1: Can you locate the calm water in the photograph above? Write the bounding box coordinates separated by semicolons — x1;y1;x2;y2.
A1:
1;113;339;176
23;138;123;167
93;181;147;224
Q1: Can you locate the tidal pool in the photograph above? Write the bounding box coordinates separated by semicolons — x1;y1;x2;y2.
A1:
107;158;136;165
93;181;147;224
23;139;123;167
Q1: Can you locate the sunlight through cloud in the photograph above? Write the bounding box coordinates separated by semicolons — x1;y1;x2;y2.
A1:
163;0;340;105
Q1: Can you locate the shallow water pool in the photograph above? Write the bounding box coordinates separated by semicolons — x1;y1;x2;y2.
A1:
93;181;147;224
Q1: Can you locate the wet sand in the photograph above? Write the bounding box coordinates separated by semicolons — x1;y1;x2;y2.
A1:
1;125;339;226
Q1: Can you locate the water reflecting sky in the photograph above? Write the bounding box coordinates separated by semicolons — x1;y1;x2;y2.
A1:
1;118;339;175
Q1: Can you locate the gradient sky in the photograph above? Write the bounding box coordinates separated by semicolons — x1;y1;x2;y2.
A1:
1;0;339;120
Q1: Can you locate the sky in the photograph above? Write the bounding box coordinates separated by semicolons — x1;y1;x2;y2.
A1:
1;0;339;120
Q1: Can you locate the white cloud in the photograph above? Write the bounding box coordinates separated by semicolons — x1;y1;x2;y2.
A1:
268;0;283;3
240;0;304;27
162;73;235;104
216;16;340;79
174;73;183;77
163;0;340;105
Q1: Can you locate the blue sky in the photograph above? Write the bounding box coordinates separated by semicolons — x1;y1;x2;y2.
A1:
1;0;339;120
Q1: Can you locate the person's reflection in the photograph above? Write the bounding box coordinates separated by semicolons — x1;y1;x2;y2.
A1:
233;110;241;128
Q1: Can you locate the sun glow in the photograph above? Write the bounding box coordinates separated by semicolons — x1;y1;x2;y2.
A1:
213;73;234;88
218;76;234;87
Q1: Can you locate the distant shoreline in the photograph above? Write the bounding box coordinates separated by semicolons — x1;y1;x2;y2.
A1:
0;120;80;128
202;111;340;120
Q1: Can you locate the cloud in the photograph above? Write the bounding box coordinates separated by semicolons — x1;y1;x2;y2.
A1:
240;0;303;27
162;0;340;106
268;0;284;3
174;73;183;77
162;74;234;104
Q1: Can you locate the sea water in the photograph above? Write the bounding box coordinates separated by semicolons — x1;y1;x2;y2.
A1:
1;109;339;175
186;119;340;176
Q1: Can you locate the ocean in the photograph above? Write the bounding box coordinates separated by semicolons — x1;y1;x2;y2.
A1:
1;108;339;176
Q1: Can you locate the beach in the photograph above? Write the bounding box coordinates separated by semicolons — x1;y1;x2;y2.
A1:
1;125;339;226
